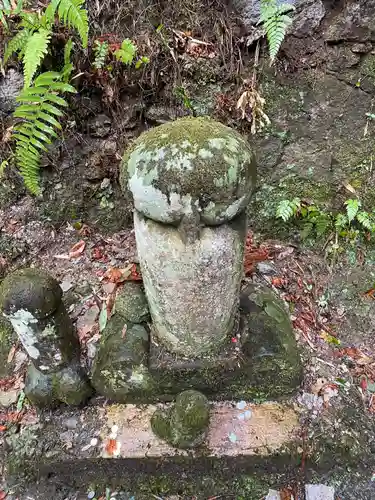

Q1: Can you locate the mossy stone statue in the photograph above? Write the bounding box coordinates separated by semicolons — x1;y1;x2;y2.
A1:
151;390;210;449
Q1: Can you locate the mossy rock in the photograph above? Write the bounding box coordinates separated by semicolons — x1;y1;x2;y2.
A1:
25;362;92;408
151;390;210;449
0;316;15;378
120;116;256;225
91;314;154;401
0;268;62;319
114;282;149;323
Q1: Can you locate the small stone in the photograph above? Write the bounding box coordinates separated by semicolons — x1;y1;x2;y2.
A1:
351;42;372;53
151;390;210;449
256;262;277;275
64;417;78;429
114;282;149;323
88;114;112;138
87;490;96;499
305;484;335;500
265;490;281;500
60;280;73;292
236;400;246;410
91;315;152;400
90;437;98;446
0;389;19;408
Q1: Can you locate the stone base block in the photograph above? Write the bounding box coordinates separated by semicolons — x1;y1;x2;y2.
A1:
5;400;301;496
91;283;302;402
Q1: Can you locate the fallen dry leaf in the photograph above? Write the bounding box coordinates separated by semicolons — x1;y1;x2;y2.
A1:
69;240;86;259
7;345;17;364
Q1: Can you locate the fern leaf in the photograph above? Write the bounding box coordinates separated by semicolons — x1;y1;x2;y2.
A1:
34;71;61;86
23;28;51;87
315;214;331;236
276;198;300;222
4;28;32;65
260;1;295;65
93;40;108;69
62;39;74;82
13;72;76;194
300;222;313;240
115;39;136;65
19;11;40;29
50;0;88;48
345;199;361;224
357;211;374;232
335;213;348;231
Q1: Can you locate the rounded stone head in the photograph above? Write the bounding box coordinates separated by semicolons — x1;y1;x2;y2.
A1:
120;117;256;225
0;268;62;319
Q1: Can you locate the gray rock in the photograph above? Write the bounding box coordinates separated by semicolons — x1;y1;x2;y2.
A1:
64;417;78;429
351;42;373;53
290;0;325;37
324;0;375;42
88;114;112;138
25;361;92;408
326;46;360;71
0;389;19;408
91;314;153;401
114;281;149;323
121;116;256;226
151;390;210;449
256;261;277;275
135;211;246;357
305;484;335;500
233;0;322;31
0;69;23;117
144;104;188;124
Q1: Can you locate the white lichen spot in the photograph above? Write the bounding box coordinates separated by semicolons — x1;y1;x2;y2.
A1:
129;364;148;386
5;309;40;359
198;148;214;159
39;365;50;371
208;138;227;150
180;140;192;149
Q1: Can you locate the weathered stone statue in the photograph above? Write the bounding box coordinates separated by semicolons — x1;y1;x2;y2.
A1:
0;268;92;407
92;116;302;410
0;117;301;448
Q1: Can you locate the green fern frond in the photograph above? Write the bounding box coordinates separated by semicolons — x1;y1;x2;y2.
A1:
300;222;313;240
357;211;375;232
45;0;88;47
276;198;300;222
315;214;331;236
115;39;136;65
345;198;361;224
3;28;32;65
93;40;108;69
62;39;74;81
260;0;295;65
23;28;51;87
13;72;75;193
19;11;41;29
335;213;348;231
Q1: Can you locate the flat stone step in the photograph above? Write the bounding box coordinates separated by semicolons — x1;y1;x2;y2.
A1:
5;400;301;495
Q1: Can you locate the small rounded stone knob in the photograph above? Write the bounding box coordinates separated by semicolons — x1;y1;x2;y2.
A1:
0;268;62;319
120;116;256;226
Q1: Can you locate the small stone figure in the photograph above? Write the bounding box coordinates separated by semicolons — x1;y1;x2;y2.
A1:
151;390;210;449
0;268;92;407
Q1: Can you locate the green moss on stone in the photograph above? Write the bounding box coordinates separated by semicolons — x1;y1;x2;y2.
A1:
0;316;15;378
114;282;149;323
91;314;155;401
24;362;92;408
0;268;62;319
120;116;256;225
151;390;210;449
